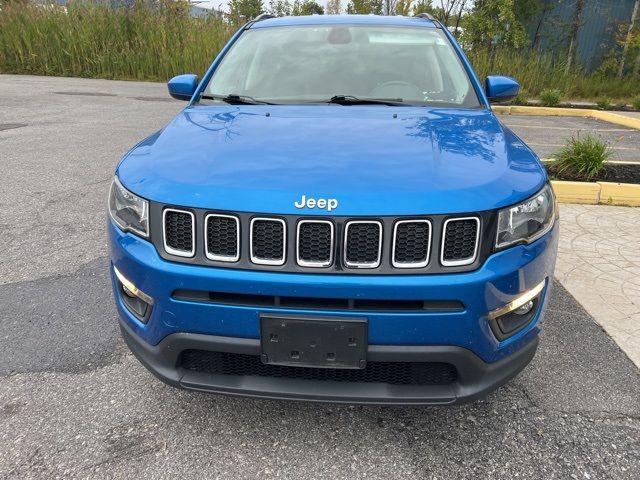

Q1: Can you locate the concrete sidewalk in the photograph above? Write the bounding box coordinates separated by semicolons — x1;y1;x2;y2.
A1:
556;203;640;367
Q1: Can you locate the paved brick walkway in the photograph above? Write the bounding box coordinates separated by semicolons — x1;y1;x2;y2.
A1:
556;203;640;367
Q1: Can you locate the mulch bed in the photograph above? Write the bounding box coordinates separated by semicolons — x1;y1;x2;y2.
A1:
545;163;640;184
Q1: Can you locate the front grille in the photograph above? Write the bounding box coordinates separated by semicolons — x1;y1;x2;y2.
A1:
297;220;334;267
154;205;490;274
180;350;458;385
163;209;195;257
441;217;480;266
205;214;239;262
250;218;286;265
344;221;382;268
393;220;431;268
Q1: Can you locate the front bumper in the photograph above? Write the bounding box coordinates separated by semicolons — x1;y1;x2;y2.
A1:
109;219;557;404
120;316;538;405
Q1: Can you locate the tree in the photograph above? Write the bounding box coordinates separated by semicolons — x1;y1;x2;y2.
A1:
346;0;382;14
565;0;584;73
436;1;469;27
413;0;435;16
325;0;341;14
618;0;639;77
269;0;292;15
518;0;555;51
292;0;324;14
228;0;264;23
395;0;413;16
463;0;529;50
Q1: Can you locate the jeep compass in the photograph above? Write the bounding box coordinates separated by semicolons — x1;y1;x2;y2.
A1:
108;14;558;404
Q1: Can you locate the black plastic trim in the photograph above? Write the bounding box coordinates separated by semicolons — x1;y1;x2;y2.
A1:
116;280;152;323
489;295;542;341
119;318;538;405
172;289;465;313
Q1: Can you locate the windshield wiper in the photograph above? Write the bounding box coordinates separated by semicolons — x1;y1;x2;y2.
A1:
199;94;274;105
326;95;406;106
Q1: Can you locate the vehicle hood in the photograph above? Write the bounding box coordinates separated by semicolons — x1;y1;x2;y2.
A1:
117;105;546;216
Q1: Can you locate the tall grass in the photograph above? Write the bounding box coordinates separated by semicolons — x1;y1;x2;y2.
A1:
0;2;235;81
468;48;640;101
1;2;639;101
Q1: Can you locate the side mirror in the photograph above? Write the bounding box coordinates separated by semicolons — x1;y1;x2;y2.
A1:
485;76;520;103
168;74;198;101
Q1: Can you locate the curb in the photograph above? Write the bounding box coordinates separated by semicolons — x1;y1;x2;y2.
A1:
551;180;640;207
493;106;640;206
493;105;640;130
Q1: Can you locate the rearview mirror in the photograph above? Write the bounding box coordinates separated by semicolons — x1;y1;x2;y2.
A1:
168;74;198;101
485;76;520;103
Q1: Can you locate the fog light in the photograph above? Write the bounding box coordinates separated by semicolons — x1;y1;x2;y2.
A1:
113;266;154;305
513;300;534;316
113;266;154;321
488;280;545;340
122;284;136;298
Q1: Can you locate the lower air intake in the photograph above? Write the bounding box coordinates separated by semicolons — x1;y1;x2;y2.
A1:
180;350;458;385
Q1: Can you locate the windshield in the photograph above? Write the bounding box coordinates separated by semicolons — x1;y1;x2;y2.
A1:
202;24;481;107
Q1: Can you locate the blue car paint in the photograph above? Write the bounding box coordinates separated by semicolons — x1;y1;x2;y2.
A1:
167;74;199;100
109;219;558;363
486;76;521;102
117;106;546;216
109;15;558;401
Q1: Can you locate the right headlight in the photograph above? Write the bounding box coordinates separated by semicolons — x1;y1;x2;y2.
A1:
495;184;556;249
108;176;149;238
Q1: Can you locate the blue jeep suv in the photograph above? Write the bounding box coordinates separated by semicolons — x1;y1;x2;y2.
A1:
108;14;558;404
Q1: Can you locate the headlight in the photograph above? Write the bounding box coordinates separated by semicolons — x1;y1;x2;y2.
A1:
495;184;556;249
108;176;149;237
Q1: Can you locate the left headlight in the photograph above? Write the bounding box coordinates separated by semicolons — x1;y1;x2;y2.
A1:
108;176;149;238
495;184;556;249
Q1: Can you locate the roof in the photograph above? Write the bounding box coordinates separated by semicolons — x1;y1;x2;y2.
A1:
249;14;438;29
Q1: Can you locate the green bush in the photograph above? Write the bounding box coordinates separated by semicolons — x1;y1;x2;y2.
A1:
551;134;612;181
540;89;562;107
596;96;614;110
513;89;528;106
632;95;640;111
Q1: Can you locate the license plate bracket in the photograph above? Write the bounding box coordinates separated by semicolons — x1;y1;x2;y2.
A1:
260;315;367;369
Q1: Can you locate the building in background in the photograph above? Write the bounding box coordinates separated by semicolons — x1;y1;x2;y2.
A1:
523;0;639;73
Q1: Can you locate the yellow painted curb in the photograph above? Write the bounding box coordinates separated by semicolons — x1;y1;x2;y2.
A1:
551;180;640;207
493;106;640;131
598;182;640;207
551;180;601;204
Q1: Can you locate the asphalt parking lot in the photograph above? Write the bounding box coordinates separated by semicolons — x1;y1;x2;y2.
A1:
1;75;639;479
499;115;640;162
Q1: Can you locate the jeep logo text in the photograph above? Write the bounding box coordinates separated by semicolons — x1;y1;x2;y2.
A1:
294;195;338;212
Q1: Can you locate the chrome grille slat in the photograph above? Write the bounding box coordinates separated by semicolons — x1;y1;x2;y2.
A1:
392;220;432;268
343;221;383;269
163;208;195;257
250;217;286;266
440;217;480;267
205;214;240;262
296;220;334;267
